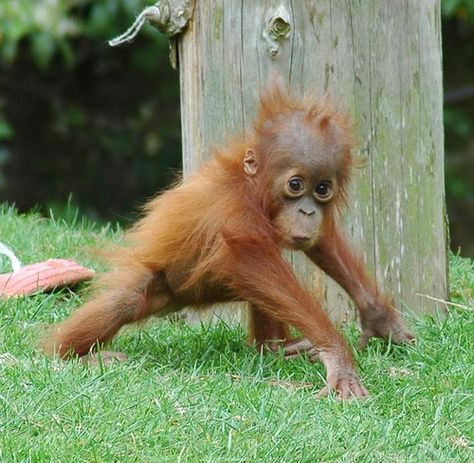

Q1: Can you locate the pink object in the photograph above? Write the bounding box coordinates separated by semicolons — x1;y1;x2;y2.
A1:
0;259;94;297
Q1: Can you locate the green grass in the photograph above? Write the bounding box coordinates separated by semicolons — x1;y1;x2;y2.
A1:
0;205;473;462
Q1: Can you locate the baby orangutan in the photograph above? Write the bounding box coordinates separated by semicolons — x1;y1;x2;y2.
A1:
45;85;415;399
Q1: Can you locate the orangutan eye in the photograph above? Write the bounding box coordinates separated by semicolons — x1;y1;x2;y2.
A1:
314;181;333;202
287;177;304;193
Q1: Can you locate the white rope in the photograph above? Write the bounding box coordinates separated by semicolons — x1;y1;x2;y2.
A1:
109;6;162;47
0;241;22;273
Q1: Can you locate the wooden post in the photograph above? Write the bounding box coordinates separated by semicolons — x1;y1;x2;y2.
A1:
177;0;447;322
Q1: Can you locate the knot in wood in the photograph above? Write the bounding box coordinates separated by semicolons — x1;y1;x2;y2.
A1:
263;5;292;59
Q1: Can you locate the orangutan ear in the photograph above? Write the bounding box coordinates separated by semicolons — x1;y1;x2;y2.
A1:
243;148;258;176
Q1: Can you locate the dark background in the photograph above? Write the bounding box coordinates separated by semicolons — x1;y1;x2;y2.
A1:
1;0;473;255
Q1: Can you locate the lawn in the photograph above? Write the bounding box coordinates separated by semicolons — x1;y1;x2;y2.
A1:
0;205;473;462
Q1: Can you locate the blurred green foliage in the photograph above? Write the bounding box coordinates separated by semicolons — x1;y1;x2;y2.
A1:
1;0;81;68
0;0;158;67
441;0;474;256
0;0;181;222
442;0;474;22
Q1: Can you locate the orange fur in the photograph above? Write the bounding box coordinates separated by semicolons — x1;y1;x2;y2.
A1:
44;83;414;399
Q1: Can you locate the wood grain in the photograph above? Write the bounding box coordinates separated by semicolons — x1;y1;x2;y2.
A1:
177;0;447;322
